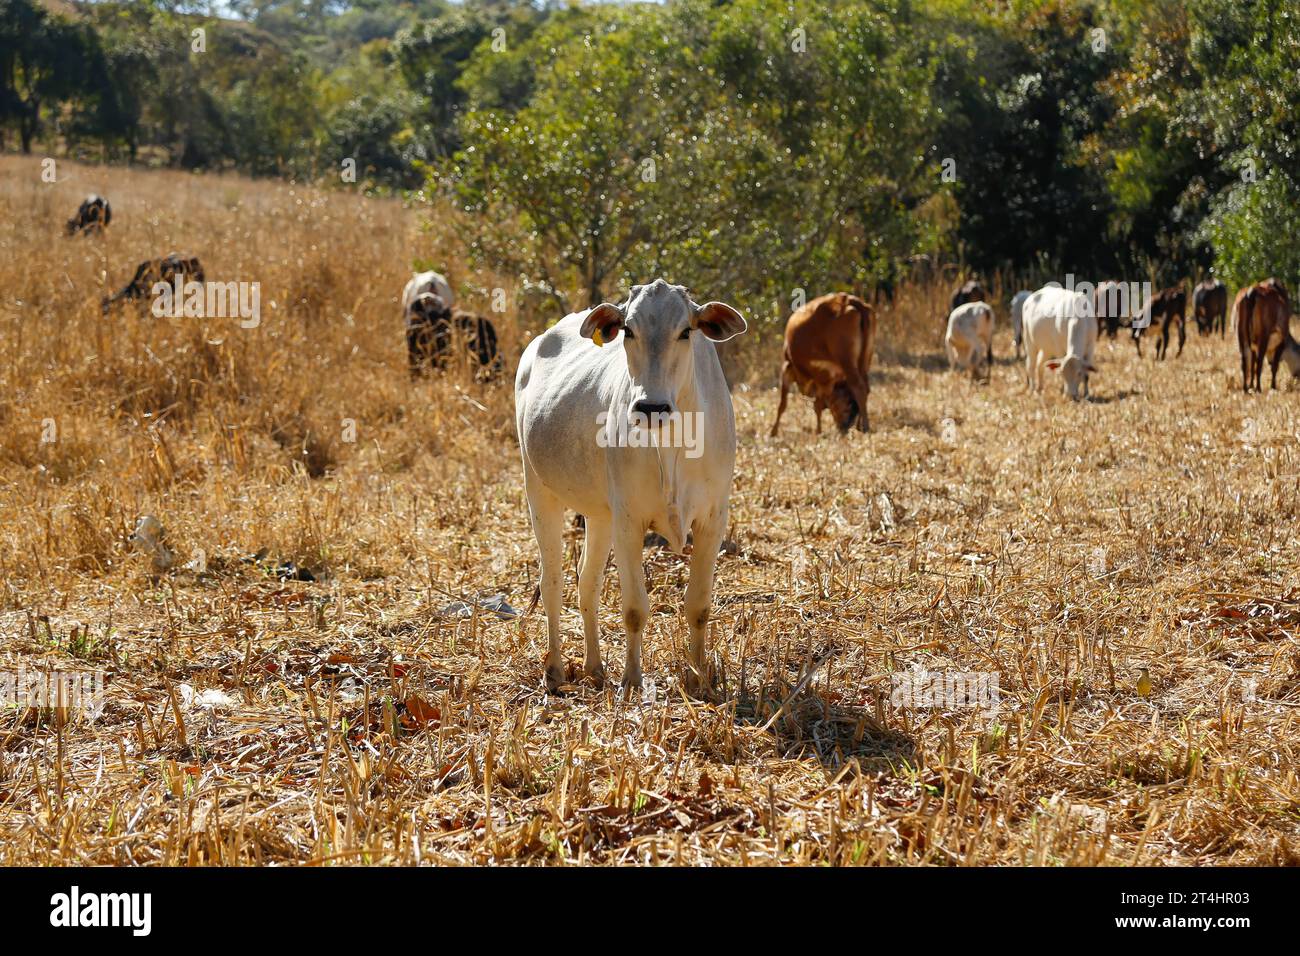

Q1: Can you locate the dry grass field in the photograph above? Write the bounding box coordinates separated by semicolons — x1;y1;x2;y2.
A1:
2;155;1299;866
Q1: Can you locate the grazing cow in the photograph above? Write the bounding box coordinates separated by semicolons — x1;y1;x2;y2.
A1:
65;195;111;237
950;279;986;314
945;301;994;380
101;254;205;314
770;292;876;435
1021;285;1098;401
1009;290;1031;359
1133;285;1186;360
405;292;501;377
1193;278;1228;337
515;279;746;691
401;270;454;314
1236;279;1297;392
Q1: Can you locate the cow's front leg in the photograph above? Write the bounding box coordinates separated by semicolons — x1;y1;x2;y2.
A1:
683;516;725;696
526;485;567;692
613;521;650;690
578;513;612;685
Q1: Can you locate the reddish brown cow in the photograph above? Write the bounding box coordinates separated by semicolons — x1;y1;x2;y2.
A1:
1236;278;1296;393
771;293;876;435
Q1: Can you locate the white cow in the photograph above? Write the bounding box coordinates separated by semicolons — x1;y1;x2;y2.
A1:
1022;285;1098;400
1009;290;1032;359
515;279;746;692
945;300;994;379
401;270;454;315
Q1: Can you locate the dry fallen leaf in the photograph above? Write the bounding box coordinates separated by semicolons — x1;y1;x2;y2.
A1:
402;694;440;728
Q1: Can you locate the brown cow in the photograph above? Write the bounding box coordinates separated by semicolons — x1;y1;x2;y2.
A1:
950;279;986;314
1193;278;1228;337
1133;285;1186;360
771;293;876;435
102;254;205;314
1236;278;1297;392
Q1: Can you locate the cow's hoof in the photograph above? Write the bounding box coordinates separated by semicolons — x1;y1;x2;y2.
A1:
544;664;566;694
620;670;643;692
583;662;606;688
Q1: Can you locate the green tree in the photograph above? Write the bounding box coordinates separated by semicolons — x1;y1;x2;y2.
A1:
1189;0;1300;288
449;0;933;317
0;0;98;152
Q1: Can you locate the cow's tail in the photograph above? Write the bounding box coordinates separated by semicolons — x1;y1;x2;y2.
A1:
845;295;875;374
527;584;541;616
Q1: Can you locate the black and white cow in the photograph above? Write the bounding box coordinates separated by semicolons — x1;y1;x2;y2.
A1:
66;195;112;237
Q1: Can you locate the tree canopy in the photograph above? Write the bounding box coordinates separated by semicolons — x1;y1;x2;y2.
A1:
4;0;1298;310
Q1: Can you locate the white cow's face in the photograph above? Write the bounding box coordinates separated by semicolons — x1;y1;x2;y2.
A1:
1046;354;1097;400
581;280;746;426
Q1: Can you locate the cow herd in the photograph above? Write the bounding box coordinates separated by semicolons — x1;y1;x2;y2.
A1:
937;273;1298;401
68;194;504;373
58;192;1300;690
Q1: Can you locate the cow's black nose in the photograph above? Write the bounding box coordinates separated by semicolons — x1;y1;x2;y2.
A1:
633;401;672;417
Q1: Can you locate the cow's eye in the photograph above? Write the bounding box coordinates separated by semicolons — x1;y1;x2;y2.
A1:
621;327;635;340
678;328;691;340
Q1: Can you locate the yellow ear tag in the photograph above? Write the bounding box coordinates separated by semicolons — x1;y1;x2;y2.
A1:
592;327;605;347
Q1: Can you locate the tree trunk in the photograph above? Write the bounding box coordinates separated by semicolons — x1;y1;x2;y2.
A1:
20;99;37;153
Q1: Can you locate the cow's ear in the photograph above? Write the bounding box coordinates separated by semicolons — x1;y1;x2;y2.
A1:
580;303;624;344
694;301;747;342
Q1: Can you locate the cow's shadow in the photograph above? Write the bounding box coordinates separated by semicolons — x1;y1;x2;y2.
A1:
882;406;945;433
1085;389;1140;405
730;682;917;772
